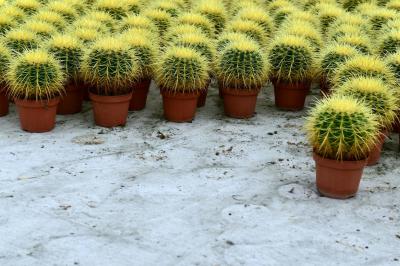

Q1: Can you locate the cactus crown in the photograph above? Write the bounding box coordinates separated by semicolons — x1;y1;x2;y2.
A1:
155;46;209;92
71;27;100;43
164;24;205;43
120;14;156;33
268;35;315;82
122;33;158;80
228;19;268;46
47;34;83;82
73;18;109;32
124;0;142;14
336;34;371;54
85;10;115;30
177;12;214;38
334;77;398;128
15;0;41;14
23;20;57;39
216;39;269;90
317;4;343;32
377;30;400;57
328;23;365;41
368;8;398;32
144;8;173;37
5;29;39;54
342;0;367;11
0;42;11;82
0;5;26;22
216;31;252;52
172;33;216;64
94;0;127;20
273;6;298;27
387;0;400;11
81;37;138;96
33;10;66;30
7;49;65;100
280;21;322;50
333;55;396;86
236;7;274;36
386;51;400;83
150;0;181;17
305;95;379;161
47;1;77;21
0;15;16;36
194;0;227;34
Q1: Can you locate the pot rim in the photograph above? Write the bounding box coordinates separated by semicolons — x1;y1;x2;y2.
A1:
222;87;260;96
313;152;367;170
89;92;133;103
14;97;60;108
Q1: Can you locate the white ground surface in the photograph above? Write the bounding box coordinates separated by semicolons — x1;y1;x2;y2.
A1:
0;81;399;266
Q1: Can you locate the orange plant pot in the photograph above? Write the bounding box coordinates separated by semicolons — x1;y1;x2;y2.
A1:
0;89;8;117
89;92;132;128
274;81;311;111
222;88;260;118
313;152;367;199
57;83;84;115
129;79;151;111
367;130;388;166
15;97;60;133
161;90;200;122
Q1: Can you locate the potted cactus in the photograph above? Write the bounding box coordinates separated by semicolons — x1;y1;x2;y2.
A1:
334;77;398;165
216;39;269;118
47;34;84;115
4;29;38;54
268;35;315;111
386;51;400;135
0;43;11;116
6;49;65;132
14;0;42;15
123;32;158;111
194;0;227;34
305;95;379;199
81;37;138;128
155;46;209;122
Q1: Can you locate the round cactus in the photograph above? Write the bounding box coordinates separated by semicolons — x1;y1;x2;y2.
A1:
4;29;39;54
144;8;173;37
368;7;398;32
6;49;65;100
14;0;41;15
386;51;400;83
387;0;400;11
150;0;181;17
81;37;139;96
227;19;268;46
124;0;142;14
0;43;11;83
85;11;115;30
317;3;344;33
47;34;84;82
332;55;396;86
273;6;298;27
23;20;57;39
164;24;205;43
216;32;252;52
119;14;157;34
122;32;158;80
155;46;209;92
342;0;368;11
377;30;400;57
73;18;109;33
319;43;360;82
305;94;379;161
194;0;227;34
177;12;215;38
334;77;398;128
33;10;66;30
71;27;100;44
0;15;16;36
216;39;269;90
94;0;127;20
235;7;274;37
171;33;216;65
336;34;372;54
0;5;26;22
279;20;322;51
268;35;315;83
47;1;77;22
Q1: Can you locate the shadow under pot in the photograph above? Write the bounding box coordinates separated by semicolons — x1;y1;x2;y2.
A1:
222;88;260;119
89;91;132;128
273;80;311;111
313;152;367;199
160;89;200;123
0;88;8;117
57;82;84;115
15;97;60;133
129;79;151;111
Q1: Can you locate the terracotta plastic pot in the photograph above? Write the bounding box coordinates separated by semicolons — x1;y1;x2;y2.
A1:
161;90;200;122
89;92;132;128
81;82;90;101
57;83;84;115
273;81;311;111
222;88;260;118
197;83;210;108
313;152;367;199
367;130;388;166
129;79;151;111
15;97;60;133
0;89;8;117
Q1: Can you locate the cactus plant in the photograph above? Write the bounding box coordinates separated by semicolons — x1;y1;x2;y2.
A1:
33;10;66;30
6;49;65;100
47;1;77;22
305;94;379;160
171;33;215;65
94;0;127;20
279;20;322;51
47;34;84;83
0;42;11;84
23;20;57;39
176;12;215;38
155;46;209;92
268;35;315;83
235;7;274;37
216;31;252;52
119;14;156;34
71;27;100;44
194;0;227;34
0;5;26;22
150;0;181;17
387;0;400;11
377;30;400;57
164;24;205;43
332;55;396;86
386;51;400;83
14;0;41;15
144;8;173;37
0;15;16;36
81;37;138;96
124;0;142;14
85;10;115;30
4;29;39;54
317;3;344;34
336;34;372;54
216;39;269;90
227;19;268;46
342;0;368;11
334;77;398;128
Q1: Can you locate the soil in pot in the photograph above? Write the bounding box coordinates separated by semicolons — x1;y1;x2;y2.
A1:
57;82;84;115
274;81;311;111
161;90;200;122
129;79;151;111
89;92;132;128
367;130;388;166
0;89;8;117
313;152;367;199
222;88;260;118
15;97;60;133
